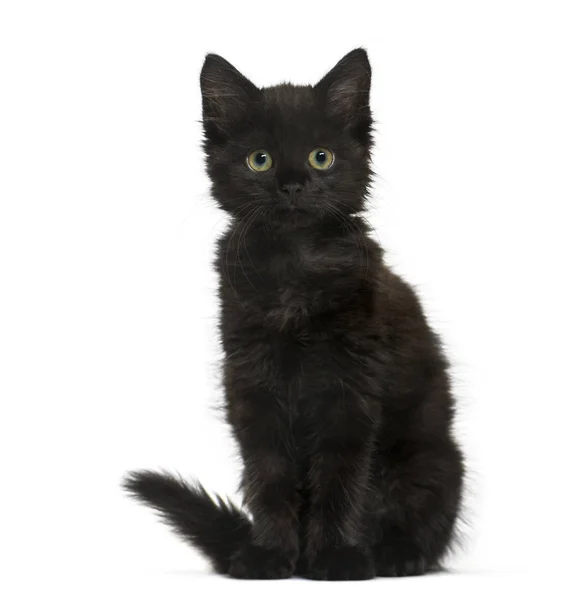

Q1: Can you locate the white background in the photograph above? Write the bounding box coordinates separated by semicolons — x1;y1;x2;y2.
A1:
1;1;587;598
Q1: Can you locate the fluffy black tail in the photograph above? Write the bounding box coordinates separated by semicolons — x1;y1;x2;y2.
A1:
122;470;251;573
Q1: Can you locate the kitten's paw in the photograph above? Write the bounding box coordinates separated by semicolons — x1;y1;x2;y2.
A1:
374;544;429;577
228;544;295;579
304;546;375;581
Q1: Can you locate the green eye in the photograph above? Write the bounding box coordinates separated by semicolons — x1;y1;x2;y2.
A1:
247;149;273;172
308;148;334;170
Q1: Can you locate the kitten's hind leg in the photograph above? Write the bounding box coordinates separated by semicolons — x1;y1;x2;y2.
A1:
372;438;464;577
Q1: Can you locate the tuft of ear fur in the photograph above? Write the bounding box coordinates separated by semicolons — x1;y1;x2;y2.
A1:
315;49;371;120
315;48;372;143
200;54;259;140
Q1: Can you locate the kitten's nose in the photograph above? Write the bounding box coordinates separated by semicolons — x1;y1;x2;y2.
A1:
279;182;304;198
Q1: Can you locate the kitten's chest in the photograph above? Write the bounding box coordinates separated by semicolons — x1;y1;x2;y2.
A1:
219;231;358;326
221;238;320;311
219;228;370;391
224;324;343;397
234;236;313;287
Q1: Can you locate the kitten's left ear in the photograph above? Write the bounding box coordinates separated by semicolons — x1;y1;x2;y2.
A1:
315;48;372;131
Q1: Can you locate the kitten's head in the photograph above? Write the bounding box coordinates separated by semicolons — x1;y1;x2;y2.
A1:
200;49;373;226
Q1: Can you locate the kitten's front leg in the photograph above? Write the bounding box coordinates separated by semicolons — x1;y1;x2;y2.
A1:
227;386;300;579
303;392;377;580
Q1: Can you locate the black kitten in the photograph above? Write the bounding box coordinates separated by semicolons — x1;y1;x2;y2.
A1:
124;48;465;580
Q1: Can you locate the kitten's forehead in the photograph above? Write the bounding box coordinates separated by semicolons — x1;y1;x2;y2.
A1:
261;84;316;111
258;84;328;142
261;83;318;124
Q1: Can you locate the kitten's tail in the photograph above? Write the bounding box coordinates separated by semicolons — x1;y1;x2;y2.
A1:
122;470;251;574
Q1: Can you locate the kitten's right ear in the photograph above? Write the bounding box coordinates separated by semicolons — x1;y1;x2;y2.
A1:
200;54;259;139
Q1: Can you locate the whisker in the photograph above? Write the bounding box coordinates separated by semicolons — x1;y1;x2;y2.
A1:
236;206;264;290
323;203;370;279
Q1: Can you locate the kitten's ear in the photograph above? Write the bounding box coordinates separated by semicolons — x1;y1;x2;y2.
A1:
200;54;259;138
315;48;372;132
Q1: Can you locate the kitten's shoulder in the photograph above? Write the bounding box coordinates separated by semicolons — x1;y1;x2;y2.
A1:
376;264;424;317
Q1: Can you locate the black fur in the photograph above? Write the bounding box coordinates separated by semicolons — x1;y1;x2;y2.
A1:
123;471;251;574
124;48;465;580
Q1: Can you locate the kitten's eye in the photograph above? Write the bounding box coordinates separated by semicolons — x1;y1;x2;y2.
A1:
308;148;334;170
247;149;273;172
